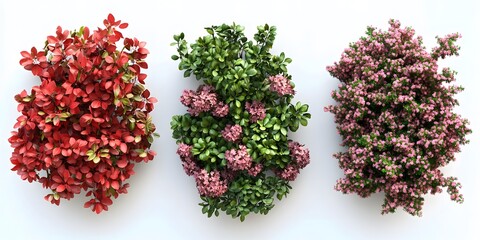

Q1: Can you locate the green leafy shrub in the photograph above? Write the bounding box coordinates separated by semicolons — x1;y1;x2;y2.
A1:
171;23;311;221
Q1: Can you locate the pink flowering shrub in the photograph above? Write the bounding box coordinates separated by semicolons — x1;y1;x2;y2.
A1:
325;20;471;216
9;14;158;214
171;24;311;221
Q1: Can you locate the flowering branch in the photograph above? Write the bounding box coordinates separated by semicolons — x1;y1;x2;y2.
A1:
325;19;471;216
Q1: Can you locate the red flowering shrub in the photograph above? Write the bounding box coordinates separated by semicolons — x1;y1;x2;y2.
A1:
325;20;471;216
9;14;158;214
171;24;311;221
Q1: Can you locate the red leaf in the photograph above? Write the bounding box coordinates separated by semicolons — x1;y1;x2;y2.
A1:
137;61;148;69
32;65;43;76
148;97;158;103
91;100;101;108
83;27;90;39
95;203;103;214
53;147;61;156
84;200;94;208
102;197;113;206
105;55;114;64
142;89;150;98
107;14;115;24
56;185;66;192
42;81;57;95
20;51;31;58
119;23;128;29
47;36;59;44
86;84;94;94
45;143;53;150
111;181;119;190
138;73;147;82
78;52;87;67
138;48;149;54
70;101;79;109
117;55;128;66
105;81;113;89
123;136;134;143
119;143;127;153
117;159;127;168
52;175;63;183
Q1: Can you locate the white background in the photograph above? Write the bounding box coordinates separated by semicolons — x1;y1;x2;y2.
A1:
0;0;479;239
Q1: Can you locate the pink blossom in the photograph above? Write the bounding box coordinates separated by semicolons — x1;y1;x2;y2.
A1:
212;102;229;117
194;169;227;197
275;164;299;181
288;141;310;169
247;163;263;177
245;100;266;123
180;84;228;116
176;143;192;158
221;124;242;142
225;145;252;171
326;19;470;216
181;156;198;176
268;74;295;96
176;144;197;176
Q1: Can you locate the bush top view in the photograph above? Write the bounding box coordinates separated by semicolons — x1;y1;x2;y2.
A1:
325;19;471;216
9;14;158;214
171;23;311;221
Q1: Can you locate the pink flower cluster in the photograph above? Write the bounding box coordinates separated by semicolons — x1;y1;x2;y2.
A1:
268;74;295;96
225;145;252;171
432;33;461;59
194;169;228;197
176;143;198;176
245;100;266;123
180;84;229;117
275;141;310;181
221;124;242;142
325;20;471;216
288;141;310;168
177;143;227;197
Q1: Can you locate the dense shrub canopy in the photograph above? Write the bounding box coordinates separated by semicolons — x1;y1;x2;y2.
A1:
172;24;311;221
326;20;471;216
9;14;157;213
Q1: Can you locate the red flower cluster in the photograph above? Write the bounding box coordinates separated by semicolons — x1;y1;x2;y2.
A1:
9;14;158;214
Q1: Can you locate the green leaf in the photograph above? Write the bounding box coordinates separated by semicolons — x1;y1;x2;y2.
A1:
171;55;179;60
246;68;257;76
300;118;308;126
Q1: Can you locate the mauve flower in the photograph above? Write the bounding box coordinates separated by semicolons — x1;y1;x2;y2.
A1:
212;102;229;117
288;141;310;169
176;143;193;158
181;156;198;176
221;124;242;142
326;19;470;216
225;145;252;171
245;100;266;123
180;84;229;117
268;74;295;96
194;169;228;197
275;164;300;181
247;163;263;177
